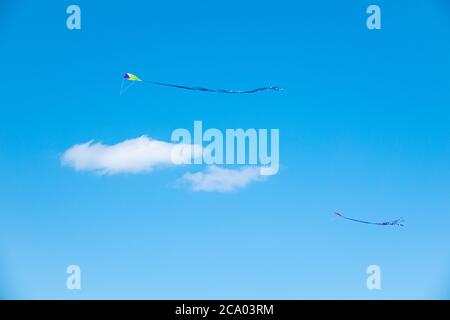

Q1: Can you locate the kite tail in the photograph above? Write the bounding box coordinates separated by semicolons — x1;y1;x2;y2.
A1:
379;218;405;227
121;73;283;94
149;81;283;94
334;212;405;227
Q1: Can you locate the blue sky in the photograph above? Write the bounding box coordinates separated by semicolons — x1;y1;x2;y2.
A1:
0;0;449;299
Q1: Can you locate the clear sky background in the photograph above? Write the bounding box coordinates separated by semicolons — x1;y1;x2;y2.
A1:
0;0;449;299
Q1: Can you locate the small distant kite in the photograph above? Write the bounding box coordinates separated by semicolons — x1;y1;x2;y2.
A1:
334;212;405;227
120;73;283;95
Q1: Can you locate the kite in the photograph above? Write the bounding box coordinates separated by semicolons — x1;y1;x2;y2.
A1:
120;73;283;95
334;212;405;227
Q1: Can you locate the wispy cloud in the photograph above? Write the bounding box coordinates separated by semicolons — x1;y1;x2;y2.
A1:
180;165;264;192
62;137;269;192
61;135;201;174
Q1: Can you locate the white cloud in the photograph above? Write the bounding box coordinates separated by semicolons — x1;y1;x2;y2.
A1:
61;135;201;174
62;136;271;192
180;165;264;192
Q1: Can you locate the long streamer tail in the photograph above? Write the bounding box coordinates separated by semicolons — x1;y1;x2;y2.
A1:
121;73;283;94
334;212;404;227
149;81;283;94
